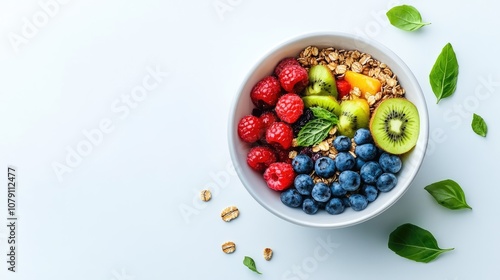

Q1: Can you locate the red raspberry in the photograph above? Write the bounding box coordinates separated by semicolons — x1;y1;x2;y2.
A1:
237;115;263;143
246;146;277;173
250;76;282;109
336;79;351;99
274;57;300;77
274;148;292;164
263;162;295;191
278;65;309;93
275;93;304;124
266;122;293;149
259;111;278;131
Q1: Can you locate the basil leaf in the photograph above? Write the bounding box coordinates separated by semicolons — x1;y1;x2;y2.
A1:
429;43;459;103
388;223;454;263
243;256;262;274
296;119;333;147
424;179;472;210
471;113;488;137
309;106;338;123
386;5;430;31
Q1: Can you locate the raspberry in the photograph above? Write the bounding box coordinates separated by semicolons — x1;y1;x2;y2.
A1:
278;64;309;93
250;76;282;109
336;79;351;99
259;111;278;131
266;122;293;149
274;147;292;164
237;115;263;143
263;162;296;191
274;57;300;77
246;146;276;173
275;93;304;124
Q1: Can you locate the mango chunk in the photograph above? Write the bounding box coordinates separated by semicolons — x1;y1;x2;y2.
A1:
344;71;382;96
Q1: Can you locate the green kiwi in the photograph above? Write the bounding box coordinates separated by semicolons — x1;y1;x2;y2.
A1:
304;65;338;97
370;98;420;155
302;95;341;116
337;98;370;138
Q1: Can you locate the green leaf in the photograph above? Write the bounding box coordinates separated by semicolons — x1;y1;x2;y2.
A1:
386;5;430;31
471;113;488;137
429;43;459;103
243;256;262;274
388;223;454;263
424;179;472;210
309;106;338;123
296;119;333;147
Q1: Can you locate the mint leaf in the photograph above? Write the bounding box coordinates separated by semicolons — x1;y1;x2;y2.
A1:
471;113;487;137
386;5;430;31
309;106;339;123
296;119;333;147
243;256;262;274
424;179;472;210
388;223;454;263
429;43;459;103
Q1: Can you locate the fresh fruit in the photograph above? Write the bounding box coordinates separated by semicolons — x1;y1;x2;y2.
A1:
274;57;300;77
355;143;378;161
237;115;264;143
274;147;292;164
250;76;282;109
353;128;373;145
379;152;402;173
360;161;383;184
325;198;345;215
278;64;309;93
292;108;314;136
294;174;314;196
263;162;295;191
355;157;366;171
335;152;355;172
291;154;314;174
344;70;381;96
314;157;336;178
259;111;278;131
302;95;341;116
332;135;351;152
246;146;277;173
336;79;352;99
280;188;303;208
376;173;398;192
330;181;347;197
339;170;361;191
362;185;378;202
337;98;370;138
265;122;293;149
349;194;368;211
275;93;304;123
302;198;319;215
369;98;420;154
311;182;331;202
304;65;338;97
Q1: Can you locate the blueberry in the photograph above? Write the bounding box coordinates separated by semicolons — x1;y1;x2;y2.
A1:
355;143;378;161
362;185;378;202
360;161;383;184
314;157;336;178
311;182;331;202
333;135;352;152
280;189;303;208
335;152;355;172
379;153;402;174
302;198;319;214
355;157;366;171
338;170;361;191
342;197;351;207
376;173;398;192
353;128;372;145
294;174;314;196
349;194;368;211
292;154;314;174
330;181;347;197
325;198;345;215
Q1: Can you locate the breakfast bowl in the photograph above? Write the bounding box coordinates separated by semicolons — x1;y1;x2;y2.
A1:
228;32;429;228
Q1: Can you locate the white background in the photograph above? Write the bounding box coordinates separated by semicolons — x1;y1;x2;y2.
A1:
0;0;498;279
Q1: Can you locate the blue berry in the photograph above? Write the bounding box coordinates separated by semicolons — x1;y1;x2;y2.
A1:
360;161;383;184
335;152;355;172
280;189;303;208
355;157;366;171
342;197;351;207
333;135;351;152
338;170;361;191
311;182;331;202
379;153;402;174
353;128;372;145
376;173;398;192
362;185;378;202
294;174;314;196
314;157;336;178
355;143;378;161
302;198;319;214
349;194;368;211
330;181;347;197
292;154;314;174
325;198;345;215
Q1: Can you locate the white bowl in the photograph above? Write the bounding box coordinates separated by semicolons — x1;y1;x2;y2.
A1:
228;32;429;228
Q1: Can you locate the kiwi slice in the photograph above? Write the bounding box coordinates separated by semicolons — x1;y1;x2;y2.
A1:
302;95;341;116
304;65;338;98
337;99;370;138
370;98;420;155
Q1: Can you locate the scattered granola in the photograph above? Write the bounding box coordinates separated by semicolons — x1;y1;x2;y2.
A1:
222;241;236;254
221;206;240;222
200;189;212;202
263;248;273;261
